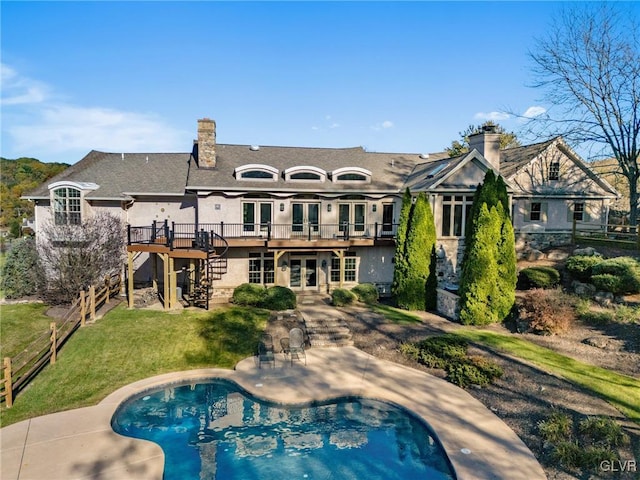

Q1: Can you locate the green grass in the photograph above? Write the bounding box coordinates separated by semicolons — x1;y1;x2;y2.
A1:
452;329;640;423
369;302;423;324
0;303;269;427
0;303;53;358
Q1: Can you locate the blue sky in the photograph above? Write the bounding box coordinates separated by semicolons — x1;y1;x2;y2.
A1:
3;1;631;164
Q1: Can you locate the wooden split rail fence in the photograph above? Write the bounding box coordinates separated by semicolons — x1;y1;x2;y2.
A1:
1;274;122;408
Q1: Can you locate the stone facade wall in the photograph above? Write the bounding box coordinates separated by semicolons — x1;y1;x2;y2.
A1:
514;231;573;259
437;288;459;320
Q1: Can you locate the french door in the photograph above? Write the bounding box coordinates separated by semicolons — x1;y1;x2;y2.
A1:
292;202;320;237
290;257;318;290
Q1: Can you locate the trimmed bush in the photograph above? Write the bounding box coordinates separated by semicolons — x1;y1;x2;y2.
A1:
331;288;356;306
591;256;640;294
263;286;296;310
565;255;602;282
232;283;266;306
517;266;560;289
351;283;379;304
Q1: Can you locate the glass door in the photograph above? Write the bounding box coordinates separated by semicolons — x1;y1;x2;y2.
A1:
292;203;320;238
289;257;318;290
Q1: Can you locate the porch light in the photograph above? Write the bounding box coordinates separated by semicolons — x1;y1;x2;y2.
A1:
327;204;332;212
281;261;288;271
280;203;285;211
437;244;446;259
372;204;377;212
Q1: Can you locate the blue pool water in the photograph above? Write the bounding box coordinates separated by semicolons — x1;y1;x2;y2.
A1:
112;379;456;480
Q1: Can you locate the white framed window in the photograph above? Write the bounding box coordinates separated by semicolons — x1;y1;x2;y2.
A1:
249;253;275;284
234;164;278;181
338;203;366;232
331;167;372;183
441;195;474;237
527;202;547;222
549;162;560;181
283;166;326;182
242;202;272;232
331;252;357;282
570;202;587;222
53;187;81;225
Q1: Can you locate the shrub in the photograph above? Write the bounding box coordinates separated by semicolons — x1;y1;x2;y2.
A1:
578;417;629;447
351;283;379;304
551;440;582;468
263;286;296;310
446;356;503;388
417;335;468;361
538;412;573;444
517;266;560;289
565;255;603;282
517;288;576;335
591;256;640;294
331;288;356;306
0;238;43;299
232;283;266;306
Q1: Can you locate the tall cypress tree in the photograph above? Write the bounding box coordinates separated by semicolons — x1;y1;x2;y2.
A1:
392;188;413;303
426;244;438;311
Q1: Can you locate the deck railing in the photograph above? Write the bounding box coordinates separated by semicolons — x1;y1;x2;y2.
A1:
128;220;398;246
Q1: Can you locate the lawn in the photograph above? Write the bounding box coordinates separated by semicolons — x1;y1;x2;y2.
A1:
0;303;269;427
453;329;640;423
0;303;53;358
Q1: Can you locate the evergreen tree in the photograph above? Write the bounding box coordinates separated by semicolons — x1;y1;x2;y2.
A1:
458;204;501;325
495;202;517;319
399;193;436;310
425;244;438;311
0;238;43;298
392;188;413;301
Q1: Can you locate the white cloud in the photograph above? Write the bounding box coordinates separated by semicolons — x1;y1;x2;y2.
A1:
370;120;394;131
1;63;49;105
2;64;188;160
329;122;340;129
522;106;546;118
473;111;510;121
9;105;187;154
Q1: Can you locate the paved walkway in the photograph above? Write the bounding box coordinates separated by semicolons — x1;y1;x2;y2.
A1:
1;347;545;480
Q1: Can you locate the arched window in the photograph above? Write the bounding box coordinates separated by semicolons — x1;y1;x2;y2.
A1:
331;167;372;183
283;166;327;182
53;187;82;225
234;164;278;181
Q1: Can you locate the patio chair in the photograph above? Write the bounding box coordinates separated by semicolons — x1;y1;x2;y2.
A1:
288;327;306;366
257;333;275;368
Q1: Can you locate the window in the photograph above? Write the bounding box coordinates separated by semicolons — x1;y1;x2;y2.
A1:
549;162;560;181
331;167;371;183
530;202;542;221
243;202;272;232
53;187;81;225
331;252;357;282
249;253;275;284
283;166;326;182
573;202;585;221
234;164;278;181
441;195;473;237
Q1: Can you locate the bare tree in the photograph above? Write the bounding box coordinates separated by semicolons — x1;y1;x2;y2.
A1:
37;211;125;304
527;3;640;226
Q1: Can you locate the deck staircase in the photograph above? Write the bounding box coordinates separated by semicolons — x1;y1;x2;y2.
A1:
182;251;228;309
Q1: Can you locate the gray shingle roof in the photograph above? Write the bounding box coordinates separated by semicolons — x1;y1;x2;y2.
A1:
499;139;556;179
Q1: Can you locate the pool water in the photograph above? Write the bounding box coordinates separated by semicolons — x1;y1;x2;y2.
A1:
112;379;456;480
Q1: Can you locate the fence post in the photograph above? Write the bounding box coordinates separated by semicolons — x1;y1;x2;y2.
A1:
90;285;96;322
50;322;57;364
80;290;86;326
104;276;110;304
572;217;577;244
4;357;13;408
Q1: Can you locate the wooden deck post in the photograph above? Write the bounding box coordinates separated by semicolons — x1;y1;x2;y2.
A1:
169;256;176;309
4;357;13;408
50;322;57;364
127;251;135;308
161;253;170;310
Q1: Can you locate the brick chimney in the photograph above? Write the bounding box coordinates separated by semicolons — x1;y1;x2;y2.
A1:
197;118;216;168
468;125;500;172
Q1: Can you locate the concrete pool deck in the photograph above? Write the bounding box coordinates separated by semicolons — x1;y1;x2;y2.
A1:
1;346;545;480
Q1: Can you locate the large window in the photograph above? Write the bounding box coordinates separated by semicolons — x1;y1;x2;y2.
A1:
53;187;81;225
331;252;357;283
441;195;473;237
243;202;272;232
249;253;275;284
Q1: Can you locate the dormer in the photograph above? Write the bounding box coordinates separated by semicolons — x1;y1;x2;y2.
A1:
331;167;372;183
283;166;327;182
234;164;279;181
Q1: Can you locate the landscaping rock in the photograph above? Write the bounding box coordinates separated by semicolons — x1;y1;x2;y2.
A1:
594;291;614;307
583;336;610;349
573;246;600;256
526;249;546;261
571;280;596;296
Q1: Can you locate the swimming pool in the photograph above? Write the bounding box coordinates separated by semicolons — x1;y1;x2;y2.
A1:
112;378;456;480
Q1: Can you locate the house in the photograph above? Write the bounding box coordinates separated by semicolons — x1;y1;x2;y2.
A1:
24;119;618;309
